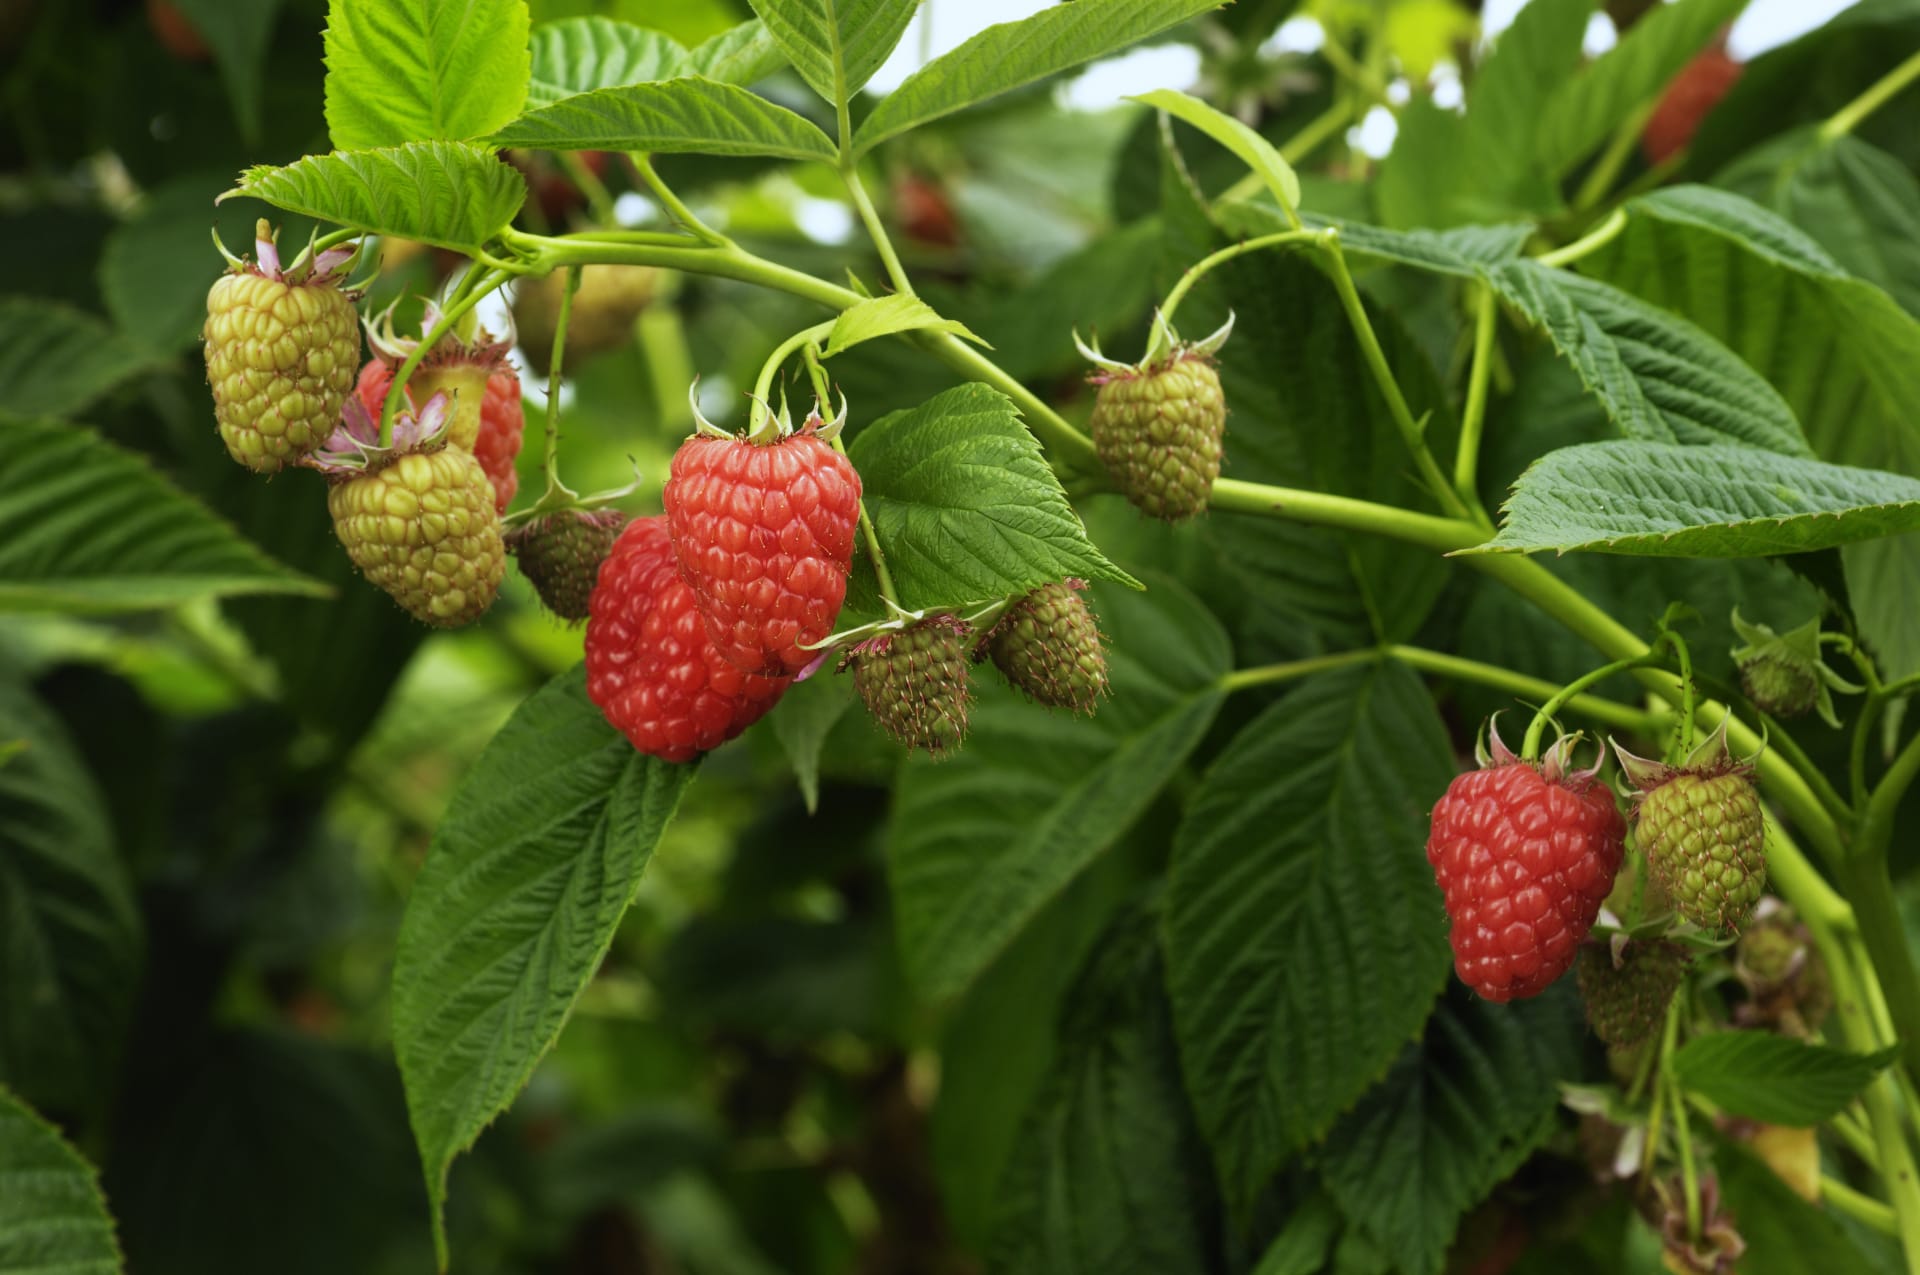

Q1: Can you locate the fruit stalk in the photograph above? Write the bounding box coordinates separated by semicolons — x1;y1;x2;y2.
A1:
541;266;578;493
1519;652;1659;759
1454;282;1497;519
1823;46;1920;141
378;267;509;446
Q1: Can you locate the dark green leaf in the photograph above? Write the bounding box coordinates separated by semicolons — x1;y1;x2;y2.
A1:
323;0;531;150
988;906;1220;1274
527;17;691;106
0;680;141;1114
1585;184;1920;677
848;383;1139;611
854;0;1221;154
1672;1031;1898;1125
391;667;695;1264
1480;440;1920;557
1163;663;1455;1220
887;579;1227;1001
1489;260;1810;455
767;672;855;813
0;1085;121;1274
492;77;837;159
748;0;917;105
0;301;160;418
229;142;528;254
0;419;325;612
170;0;289;140
1320;987;1587;1275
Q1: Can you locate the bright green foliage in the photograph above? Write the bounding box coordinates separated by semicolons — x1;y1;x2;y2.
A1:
492;78;837;159
231;143;529;253
323;0;531;150
1673;1032;1899;1125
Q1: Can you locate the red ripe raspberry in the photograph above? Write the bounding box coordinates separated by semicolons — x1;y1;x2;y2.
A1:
584;517;790;763
1642;42;1743;165
662;421;862;676
1426;731;1626;1002
356;359;522;513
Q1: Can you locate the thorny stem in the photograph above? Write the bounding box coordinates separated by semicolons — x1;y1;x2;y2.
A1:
1535;208;1629;269
1454;282;1497;521
1520;653;1660;760
378;267;509;447
1316;231;1479;524
1823;47;1920;141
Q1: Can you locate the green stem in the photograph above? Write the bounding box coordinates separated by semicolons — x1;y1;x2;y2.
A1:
1535;208;1629;269
1217;650;1377;694
840;437;897;607
1386;645;1666;734
915;330;1100;470
1454;282;1497;517
1825;1176;1900;1237
1315;232;1479;525
842;162;915;296
1521;654;1659;760
1853;694;1885;812
1836;1108;1885;1170
558;151;617;228
539;267;578;496
1840;856;1920;1079
628;153;730;245
378;267;508;446
1858;724;1920;866
1823;47;1920;141
1571;100;1656;214
1318;31;1393;108
1210;479;1480;552
1761;713;1855;829
750;321;838;427
1661;1002;1702;1243
1156;230;1319;338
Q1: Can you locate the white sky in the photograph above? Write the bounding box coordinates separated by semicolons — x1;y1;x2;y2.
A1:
867;0;1861;107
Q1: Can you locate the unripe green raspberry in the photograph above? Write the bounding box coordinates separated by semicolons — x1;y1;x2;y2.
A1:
203;240;360;472
849;616;971;755
1737;650;1820;719
1576;940;1690;1046
506;510;625;623
984;581;1107;713
1088;353;1225;521
1636;770;1766;934
328;447;505;627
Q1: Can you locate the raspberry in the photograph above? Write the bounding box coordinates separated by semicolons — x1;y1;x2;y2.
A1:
1642;43;1742;166
1735;909;1831;1035
662;416;862;676
359;303;526;514
847;616;972;755
1078;320;1233;522
1426;731;1626;1001
1617;726;1766;935
313;395;505;627
1729;612;1852;726
203;223;360;472
513;264;656;377
1576;940;1690;1046
983;580;1107;713
584;517;790;762
507;509;625;623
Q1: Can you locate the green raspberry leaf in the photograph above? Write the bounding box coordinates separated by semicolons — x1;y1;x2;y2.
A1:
1477;439;1920;557
987;906;1219;1272
0;1087;123;1274
526;17;691;106
490;77;837;160
1319;987;1587;1275
0;301;164;419
1163;661;1456;1222
1488;260;1812;457
888;578;1227;1002
0;418;328;612
1673;1031;1899;1126
323;0;530;151
848;383;1140;611
1583;182;1920;685
825;294;987;357
686;19;788;85
748;0;916;108
0;679;142;1116
391;666;694;1267
227;142;528;255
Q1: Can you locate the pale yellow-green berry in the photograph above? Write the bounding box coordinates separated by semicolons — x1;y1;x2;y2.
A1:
204;271;359;472
327;448;505;627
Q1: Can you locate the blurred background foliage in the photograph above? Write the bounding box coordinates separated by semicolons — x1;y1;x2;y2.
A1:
4;0;1920;1271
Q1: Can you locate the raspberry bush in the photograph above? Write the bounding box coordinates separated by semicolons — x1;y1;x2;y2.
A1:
6;2;1920;1273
